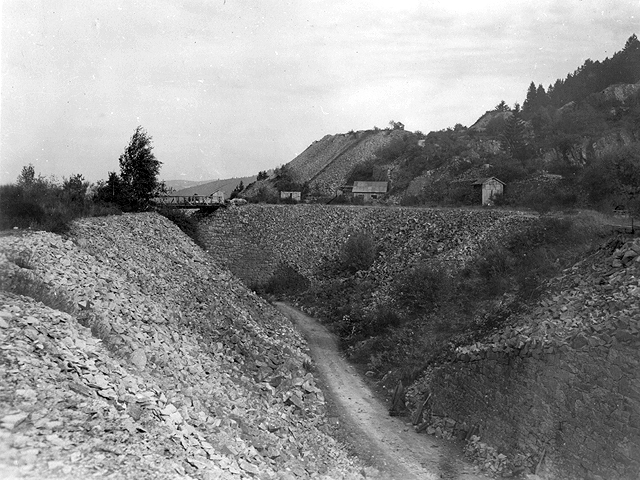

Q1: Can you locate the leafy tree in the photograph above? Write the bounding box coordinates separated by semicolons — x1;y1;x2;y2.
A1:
257;170;269;181
117;126;162;211
62;174;90;204
388;120;405;130
95;172;124;205
273;165;305;193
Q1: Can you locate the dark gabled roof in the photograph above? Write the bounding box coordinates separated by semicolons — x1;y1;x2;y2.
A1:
473;177;505;186
352;181;388;193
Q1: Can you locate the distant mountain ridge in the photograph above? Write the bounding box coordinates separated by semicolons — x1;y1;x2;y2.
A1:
162;179;213;190
174;175;256;198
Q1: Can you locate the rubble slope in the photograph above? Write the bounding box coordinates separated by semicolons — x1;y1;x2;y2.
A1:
284;129;405;196
0;213;366;480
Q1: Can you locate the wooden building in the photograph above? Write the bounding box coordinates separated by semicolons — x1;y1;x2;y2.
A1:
473;177;505;206
280;191;302;202
345;181;388;202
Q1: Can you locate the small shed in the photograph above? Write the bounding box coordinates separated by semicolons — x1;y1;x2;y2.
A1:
280;191;302;202
352;181;388;202
473;177;505;205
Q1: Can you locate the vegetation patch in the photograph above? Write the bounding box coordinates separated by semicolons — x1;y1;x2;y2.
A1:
255;262;310;297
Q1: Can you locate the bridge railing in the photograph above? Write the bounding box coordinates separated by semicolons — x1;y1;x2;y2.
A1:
152;195;224;206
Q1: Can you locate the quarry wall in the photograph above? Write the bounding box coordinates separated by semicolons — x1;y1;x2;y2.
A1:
422;336;639;479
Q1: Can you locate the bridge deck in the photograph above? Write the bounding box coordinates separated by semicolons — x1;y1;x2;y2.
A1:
152;195;226;210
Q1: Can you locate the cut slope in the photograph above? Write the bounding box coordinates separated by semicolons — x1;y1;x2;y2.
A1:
0;213;366;479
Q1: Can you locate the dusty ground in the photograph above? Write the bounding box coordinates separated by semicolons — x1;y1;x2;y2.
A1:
275;302;490;480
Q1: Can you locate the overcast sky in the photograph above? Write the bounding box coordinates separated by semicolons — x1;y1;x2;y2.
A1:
1;1;638;183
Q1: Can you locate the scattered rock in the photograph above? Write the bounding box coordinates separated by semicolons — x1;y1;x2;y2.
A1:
0;213;368;480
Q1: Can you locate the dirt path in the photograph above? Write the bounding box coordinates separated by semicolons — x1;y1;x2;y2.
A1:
275;302;490;480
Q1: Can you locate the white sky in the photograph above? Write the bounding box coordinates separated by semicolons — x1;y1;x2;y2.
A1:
1;0;638;183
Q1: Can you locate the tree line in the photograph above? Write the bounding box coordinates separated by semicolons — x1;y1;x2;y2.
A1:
0;126;166;232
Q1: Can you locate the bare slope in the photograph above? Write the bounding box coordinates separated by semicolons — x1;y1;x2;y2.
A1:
174;176;256;198
285;129;405;195
0;213;366;480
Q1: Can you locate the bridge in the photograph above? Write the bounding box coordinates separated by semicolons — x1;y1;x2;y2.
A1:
152;195;226;212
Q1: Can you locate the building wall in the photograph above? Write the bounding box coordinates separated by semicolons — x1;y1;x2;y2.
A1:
482;179;504;205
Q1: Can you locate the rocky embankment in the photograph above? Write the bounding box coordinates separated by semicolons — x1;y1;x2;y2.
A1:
407;237;640;479
200;204;535;293
0;213;368;480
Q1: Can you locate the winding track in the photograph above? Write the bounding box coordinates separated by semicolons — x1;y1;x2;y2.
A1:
275;302;489;480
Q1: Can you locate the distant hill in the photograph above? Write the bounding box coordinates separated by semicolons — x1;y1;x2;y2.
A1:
174;175;256;198
162;179;214;191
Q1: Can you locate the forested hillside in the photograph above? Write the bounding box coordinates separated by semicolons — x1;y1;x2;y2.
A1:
240;35;640;214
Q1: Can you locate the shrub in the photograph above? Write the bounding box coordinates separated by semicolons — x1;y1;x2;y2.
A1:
363;305;403;336
340;232;378;273
261;262;309;296
392;263;448;314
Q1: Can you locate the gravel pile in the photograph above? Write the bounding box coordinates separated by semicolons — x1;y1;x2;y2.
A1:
0;213;368;480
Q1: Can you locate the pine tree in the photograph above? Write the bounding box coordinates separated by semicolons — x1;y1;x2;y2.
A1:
501;106;527;160
523;82;538;114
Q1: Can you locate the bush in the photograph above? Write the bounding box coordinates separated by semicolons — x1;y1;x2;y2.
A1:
259;262;309;297
392;263;448;314
364;305;403;336
339;232;378;273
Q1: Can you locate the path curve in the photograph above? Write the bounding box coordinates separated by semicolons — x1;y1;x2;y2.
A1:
275;302;489;480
